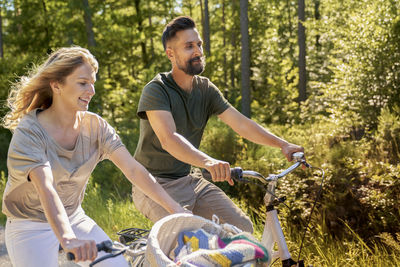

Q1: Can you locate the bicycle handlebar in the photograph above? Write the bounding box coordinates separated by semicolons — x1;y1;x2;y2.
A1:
66;240;114;261
202;152;309;184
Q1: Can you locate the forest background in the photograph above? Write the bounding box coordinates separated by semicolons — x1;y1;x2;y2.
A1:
0;0;399;265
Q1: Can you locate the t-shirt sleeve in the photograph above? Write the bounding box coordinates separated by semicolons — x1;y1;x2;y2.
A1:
98;117;125;160
7;127;50;183
207;80;231;116
137;82;171;120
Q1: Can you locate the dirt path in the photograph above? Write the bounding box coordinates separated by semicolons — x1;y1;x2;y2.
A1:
0;225;78;267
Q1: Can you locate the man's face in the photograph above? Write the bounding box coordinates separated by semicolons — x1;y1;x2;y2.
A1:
166;28;206;76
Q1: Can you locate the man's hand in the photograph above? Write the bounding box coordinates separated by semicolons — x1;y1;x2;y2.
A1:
204;159;234;186
281;142;304;162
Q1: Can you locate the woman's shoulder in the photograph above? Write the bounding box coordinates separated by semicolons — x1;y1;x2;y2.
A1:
11;110;48;147
82;111;108;124
81;111;113;132
15;109;43;134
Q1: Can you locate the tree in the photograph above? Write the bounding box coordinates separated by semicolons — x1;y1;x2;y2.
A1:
82;0;96;47
203;0;210;56
222;0;227;90
134;0;148;66
240;0;251;118
230;0;238;90
0;4;3;58
297;0;307;102
314;0;320;50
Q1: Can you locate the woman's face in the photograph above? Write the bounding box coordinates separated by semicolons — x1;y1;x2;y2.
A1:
55;62;96;112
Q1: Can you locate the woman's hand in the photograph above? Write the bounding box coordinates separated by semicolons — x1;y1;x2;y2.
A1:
62;238;98;262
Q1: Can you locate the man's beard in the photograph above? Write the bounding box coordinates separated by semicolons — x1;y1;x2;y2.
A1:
178;56;206;76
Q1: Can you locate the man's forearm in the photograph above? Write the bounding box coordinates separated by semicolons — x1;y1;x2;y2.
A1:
161;132;214;168
232;117;288;148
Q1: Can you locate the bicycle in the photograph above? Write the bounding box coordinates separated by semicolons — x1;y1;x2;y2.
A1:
67;152;325;267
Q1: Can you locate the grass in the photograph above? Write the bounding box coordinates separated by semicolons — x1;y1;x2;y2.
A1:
82;183;400;267
81;181;153;241
1;174;399;266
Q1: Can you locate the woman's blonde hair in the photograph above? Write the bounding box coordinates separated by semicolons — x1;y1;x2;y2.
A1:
2;46;98;130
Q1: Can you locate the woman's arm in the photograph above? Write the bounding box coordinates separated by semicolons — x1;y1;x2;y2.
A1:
109;146;186;214
29;166;97;262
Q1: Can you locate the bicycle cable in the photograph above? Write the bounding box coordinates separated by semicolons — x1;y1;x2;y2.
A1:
238;179;291;209
296;166;325;263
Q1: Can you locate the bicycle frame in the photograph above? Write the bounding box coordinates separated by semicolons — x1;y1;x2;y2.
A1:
81;152;311;267
240;154;306;267
262;180;301;267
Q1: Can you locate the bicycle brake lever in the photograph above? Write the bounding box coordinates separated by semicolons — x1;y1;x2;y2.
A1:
292;152;312;168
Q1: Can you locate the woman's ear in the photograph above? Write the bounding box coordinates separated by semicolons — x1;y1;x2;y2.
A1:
49;81;60;94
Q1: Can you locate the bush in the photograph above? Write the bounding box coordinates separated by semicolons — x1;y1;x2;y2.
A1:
200;115;400;242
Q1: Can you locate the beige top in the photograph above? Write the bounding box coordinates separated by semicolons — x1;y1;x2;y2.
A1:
2;109;124;221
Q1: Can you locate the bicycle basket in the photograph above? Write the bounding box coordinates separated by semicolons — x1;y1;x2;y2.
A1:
145;213;266;267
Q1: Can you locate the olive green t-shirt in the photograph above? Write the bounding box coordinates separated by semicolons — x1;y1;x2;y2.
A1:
134;72;230;178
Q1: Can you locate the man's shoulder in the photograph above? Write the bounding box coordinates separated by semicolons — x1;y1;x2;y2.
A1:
194;75;211;86
145;72;170;88
194;75;220;92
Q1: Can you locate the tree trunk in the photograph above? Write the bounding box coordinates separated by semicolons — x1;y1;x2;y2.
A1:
286;0;294;57
0;5;3;58
82;0;96;47
41;0;51;53
240;0;251;118
134;0;148;66
203;0;211;56
222;0;227;91
147;3;154;60
188;0;193;17
298;0;307;102
315;0;320;50
230;0;237;89
199;0;205;47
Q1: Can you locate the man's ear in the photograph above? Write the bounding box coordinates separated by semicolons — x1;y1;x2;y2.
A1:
49;81;61;94
165;47;174;60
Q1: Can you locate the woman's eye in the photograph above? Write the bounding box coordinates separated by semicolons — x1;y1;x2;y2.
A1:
79;82;86;86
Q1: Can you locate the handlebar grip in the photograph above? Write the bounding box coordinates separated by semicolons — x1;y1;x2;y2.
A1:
292;152;304;162
201;167;243;182
66;240;113;261
67;252;75;261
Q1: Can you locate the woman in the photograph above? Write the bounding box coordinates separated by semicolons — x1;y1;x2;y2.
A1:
1;46;186;267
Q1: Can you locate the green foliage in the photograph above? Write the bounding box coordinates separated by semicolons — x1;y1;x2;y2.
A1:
371;107;400;163
201;112;400;244
1;0;400;256
0;171;7;225
303;0;400;129
82;180;153;241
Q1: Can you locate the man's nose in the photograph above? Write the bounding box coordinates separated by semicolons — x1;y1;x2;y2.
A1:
193;45;203;57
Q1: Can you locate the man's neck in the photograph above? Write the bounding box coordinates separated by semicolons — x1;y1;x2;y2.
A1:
171;68;194;93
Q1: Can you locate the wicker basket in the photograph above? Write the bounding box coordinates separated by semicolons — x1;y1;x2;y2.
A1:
145;213;244;266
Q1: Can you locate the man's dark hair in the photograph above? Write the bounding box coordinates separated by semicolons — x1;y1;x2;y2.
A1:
162;16;196;51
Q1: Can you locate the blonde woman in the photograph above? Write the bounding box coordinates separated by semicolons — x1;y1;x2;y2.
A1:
1;46;186;267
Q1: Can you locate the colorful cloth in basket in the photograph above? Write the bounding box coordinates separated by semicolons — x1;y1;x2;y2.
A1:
173;228;269;266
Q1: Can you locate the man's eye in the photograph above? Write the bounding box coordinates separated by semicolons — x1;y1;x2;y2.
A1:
79;82;86;86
